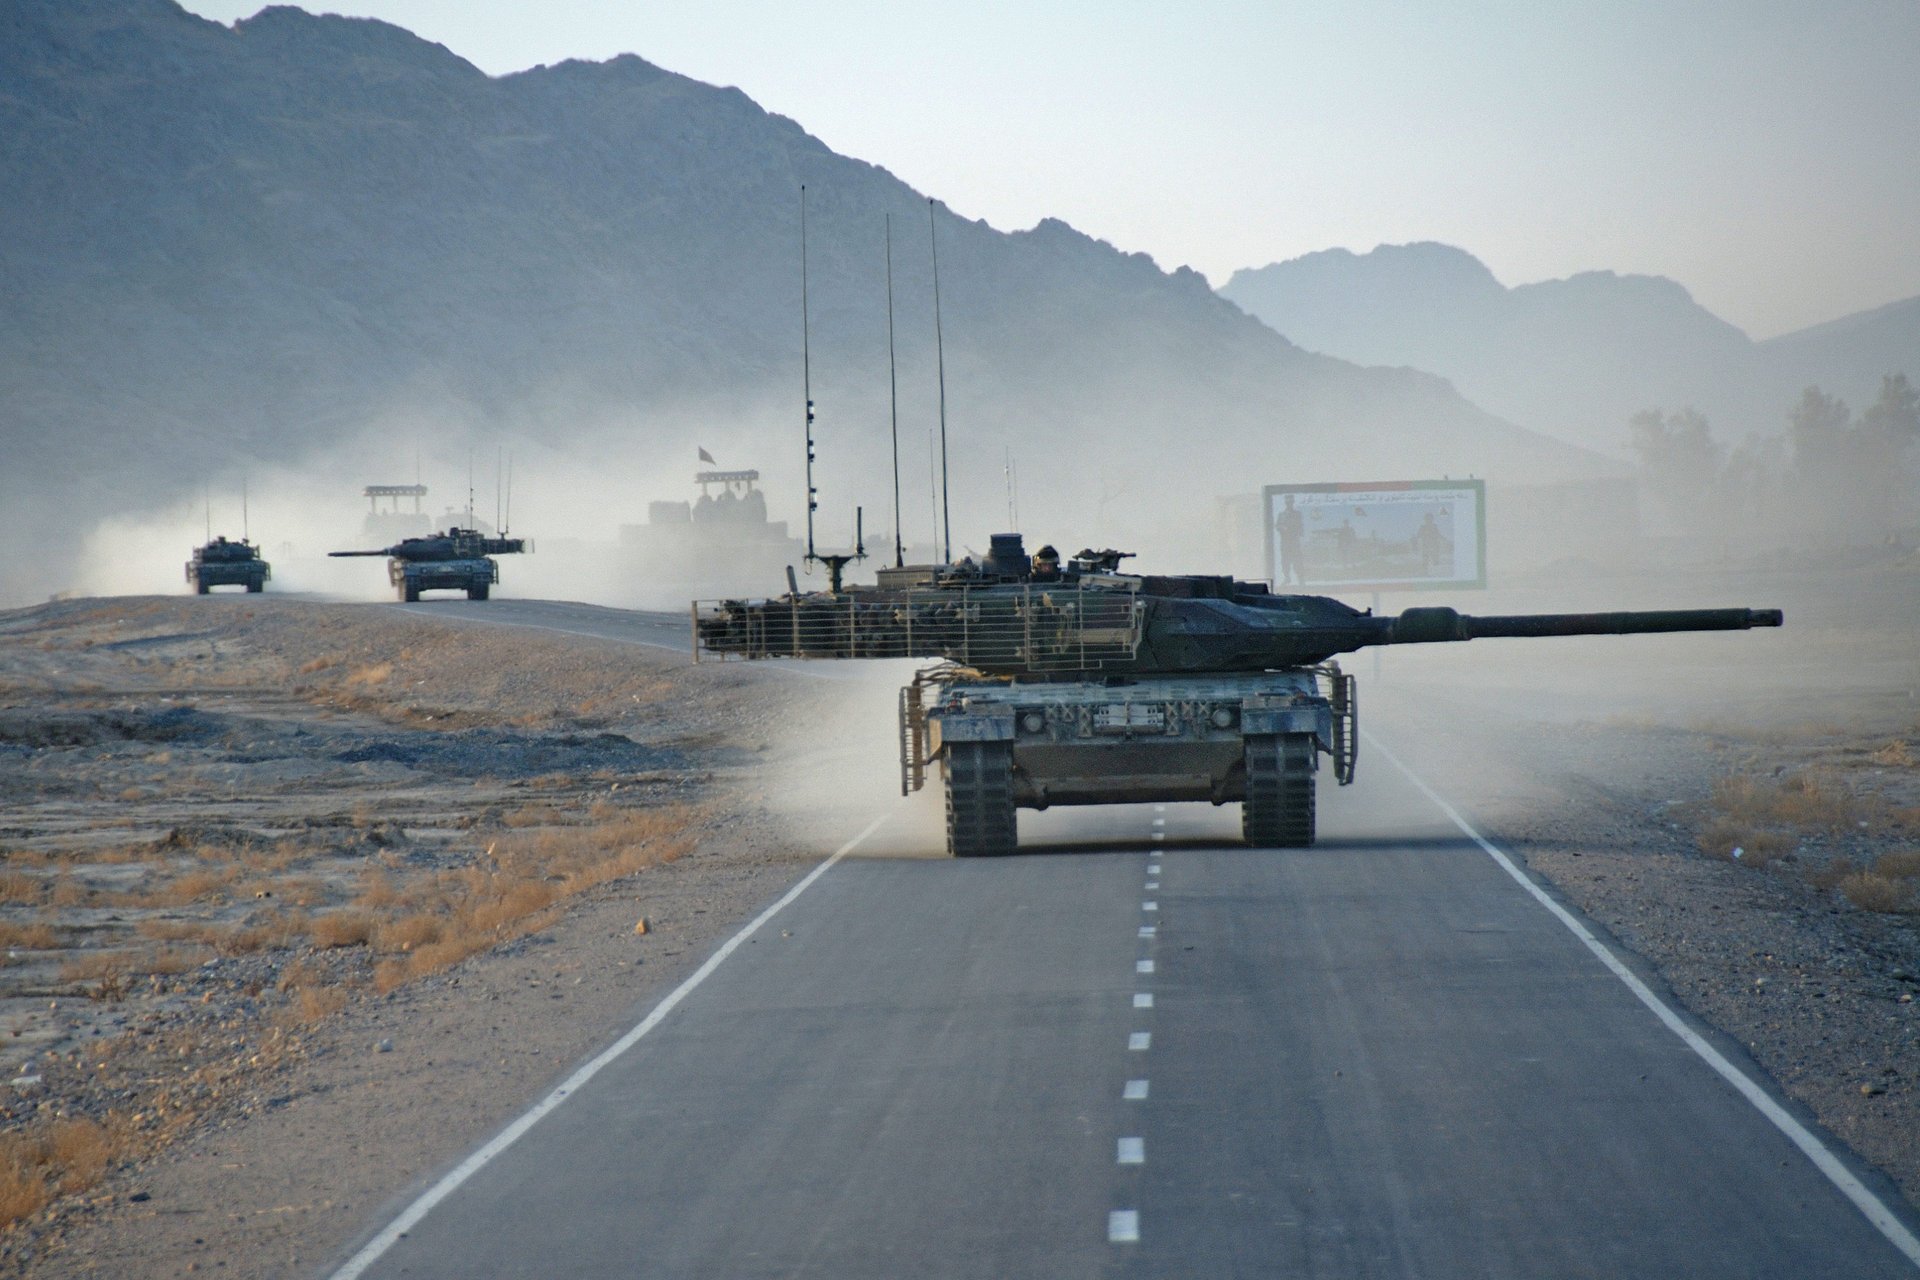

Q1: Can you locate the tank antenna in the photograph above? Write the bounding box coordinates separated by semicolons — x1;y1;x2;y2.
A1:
928;198;952;564
242;476;250;543
503;451;513;535
467;449;475;530
495;445;503;536
800;184;818;565
204;489;211;544
1004;446;1014;529
885;214;904;568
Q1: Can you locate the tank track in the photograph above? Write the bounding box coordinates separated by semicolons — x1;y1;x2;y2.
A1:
1242;732;1316;847
945;740;1017;857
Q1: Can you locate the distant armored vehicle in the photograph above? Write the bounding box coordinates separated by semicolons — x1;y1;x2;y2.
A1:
695;533;1783;856
620;467;806;602
186;537;270;595
329;528;526;602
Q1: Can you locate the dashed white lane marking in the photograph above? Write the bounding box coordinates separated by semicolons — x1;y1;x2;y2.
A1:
1108;1210;1140;1244
1145;880;1159;890
1129;1032;1152;1051
1147;863;1161;875
1133;993;1154;1009
325;812;892;1280
1153;804;1166;812
1151;817;1165;827
1142;901;1158;912
1368;734;1920;1271
1117;1137;1145;1165
1124;1079;1150;1101
1136;959;1155;974
1138;925;1157;938
1151;833;1164;843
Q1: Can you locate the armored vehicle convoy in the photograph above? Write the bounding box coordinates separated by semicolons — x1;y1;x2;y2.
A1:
329;528;526;602
186;537;270;594
694;533;1783;857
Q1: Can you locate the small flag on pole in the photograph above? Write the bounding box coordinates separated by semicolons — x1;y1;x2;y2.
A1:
698;447;716;464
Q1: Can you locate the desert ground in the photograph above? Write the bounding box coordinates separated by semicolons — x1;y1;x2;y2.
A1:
0;554;1915;1276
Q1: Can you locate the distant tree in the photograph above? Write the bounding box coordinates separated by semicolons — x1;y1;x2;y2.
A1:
1860;374;1919;533
1862;373;1919;440
1629;406;1727;534
1787;382;1914;542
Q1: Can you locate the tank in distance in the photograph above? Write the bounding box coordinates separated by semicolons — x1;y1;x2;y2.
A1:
328;527;525;603
186;536;270;594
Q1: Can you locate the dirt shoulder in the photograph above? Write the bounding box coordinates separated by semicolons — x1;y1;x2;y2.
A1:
0;596;841;1278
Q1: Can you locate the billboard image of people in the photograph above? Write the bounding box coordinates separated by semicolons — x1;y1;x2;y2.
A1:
1263;480;1486;592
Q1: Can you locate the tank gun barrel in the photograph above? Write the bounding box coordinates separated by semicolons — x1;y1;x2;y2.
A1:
1387;606;1783;646
328;549;393;557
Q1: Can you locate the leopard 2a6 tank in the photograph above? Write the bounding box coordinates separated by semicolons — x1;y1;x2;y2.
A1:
694;533;1784;857
186;536;270;594
329;528;526;602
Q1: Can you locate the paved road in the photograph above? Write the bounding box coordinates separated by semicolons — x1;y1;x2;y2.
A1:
331;703;1920;1278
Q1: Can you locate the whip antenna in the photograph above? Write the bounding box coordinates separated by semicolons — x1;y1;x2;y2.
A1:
928;199;952;564
242;476;249;542
801;185;818;564
886;214;904;567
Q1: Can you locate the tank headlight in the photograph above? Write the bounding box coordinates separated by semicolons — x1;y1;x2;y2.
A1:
1210;706;1237;729
1019;711;1046;735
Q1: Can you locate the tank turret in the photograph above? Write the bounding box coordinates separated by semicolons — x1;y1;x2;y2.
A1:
693;532;1784;858
693;532;1780;676
329;527;526;602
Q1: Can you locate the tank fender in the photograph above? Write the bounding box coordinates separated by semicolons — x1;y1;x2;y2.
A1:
1242;704;1334;752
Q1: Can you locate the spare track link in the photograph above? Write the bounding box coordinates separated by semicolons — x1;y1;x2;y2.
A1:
945;740;1017;857
1242;732;1316;848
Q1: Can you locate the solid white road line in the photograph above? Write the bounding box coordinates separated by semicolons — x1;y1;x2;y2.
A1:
1133;993;1154;1009
1367;733;1920;1271
1108;1210;1140;1243
1124;1079;1150;1101
1129;1032;1152;1051
1117;1137;1145;1165
325;812;893;1280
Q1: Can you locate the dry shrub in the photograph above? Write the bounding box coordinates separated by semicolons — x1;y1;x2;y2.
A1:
1893;807;1920;830
58;951;130;985
290;985;348;1022
1711;770;1867;833
344;661;394;687
353;870;402;910
0;1118;121;1228
0;1147;49;1229
46;1119;113;1194
1838;872;1916;914
0;921;59;949
143;947;205;975
1696;820;1796;867
1870;739;1916;767
0;872;41;905
298;656;336;674
148;868;235;906
47;875;89;907
500;804;555;829
211;909;310;954
1810;858;1860;891
1874;850;1920;881
308;910;375;949
374;913;443;953
137;919;211;943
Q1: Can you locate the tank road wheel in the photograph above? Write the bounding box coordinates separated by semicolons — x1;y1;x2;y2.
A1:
467;583;489;601
400;583;420;603
246;580;263;594
195;581;209;595
1242;733;1316;848
945;740;1017;858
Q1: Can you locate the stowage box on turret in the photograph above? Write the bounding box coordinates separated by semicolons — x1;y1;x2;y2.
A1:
329;528;526;602
186;537;270;595
694;533;1784;857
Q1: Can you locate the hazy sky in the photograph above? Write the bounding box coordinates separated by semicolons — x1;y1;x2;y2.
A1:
178;0;1920;339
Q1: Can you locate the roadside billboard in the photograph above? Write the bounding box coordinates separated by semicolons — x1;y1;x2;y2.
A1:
1263;479;1486;592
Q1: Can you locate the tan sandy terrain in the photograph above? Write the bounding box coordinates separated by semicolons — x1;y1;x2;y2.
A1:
0;559;1916;1275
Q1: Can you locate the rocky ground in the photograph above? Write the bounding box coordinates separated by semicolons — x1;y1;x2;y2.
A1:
0;596;840;1277
0;561;1916;1275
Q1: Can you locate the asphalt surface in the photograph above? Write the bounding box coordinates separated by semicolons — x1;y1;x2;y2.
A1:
326;649;1920;1279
